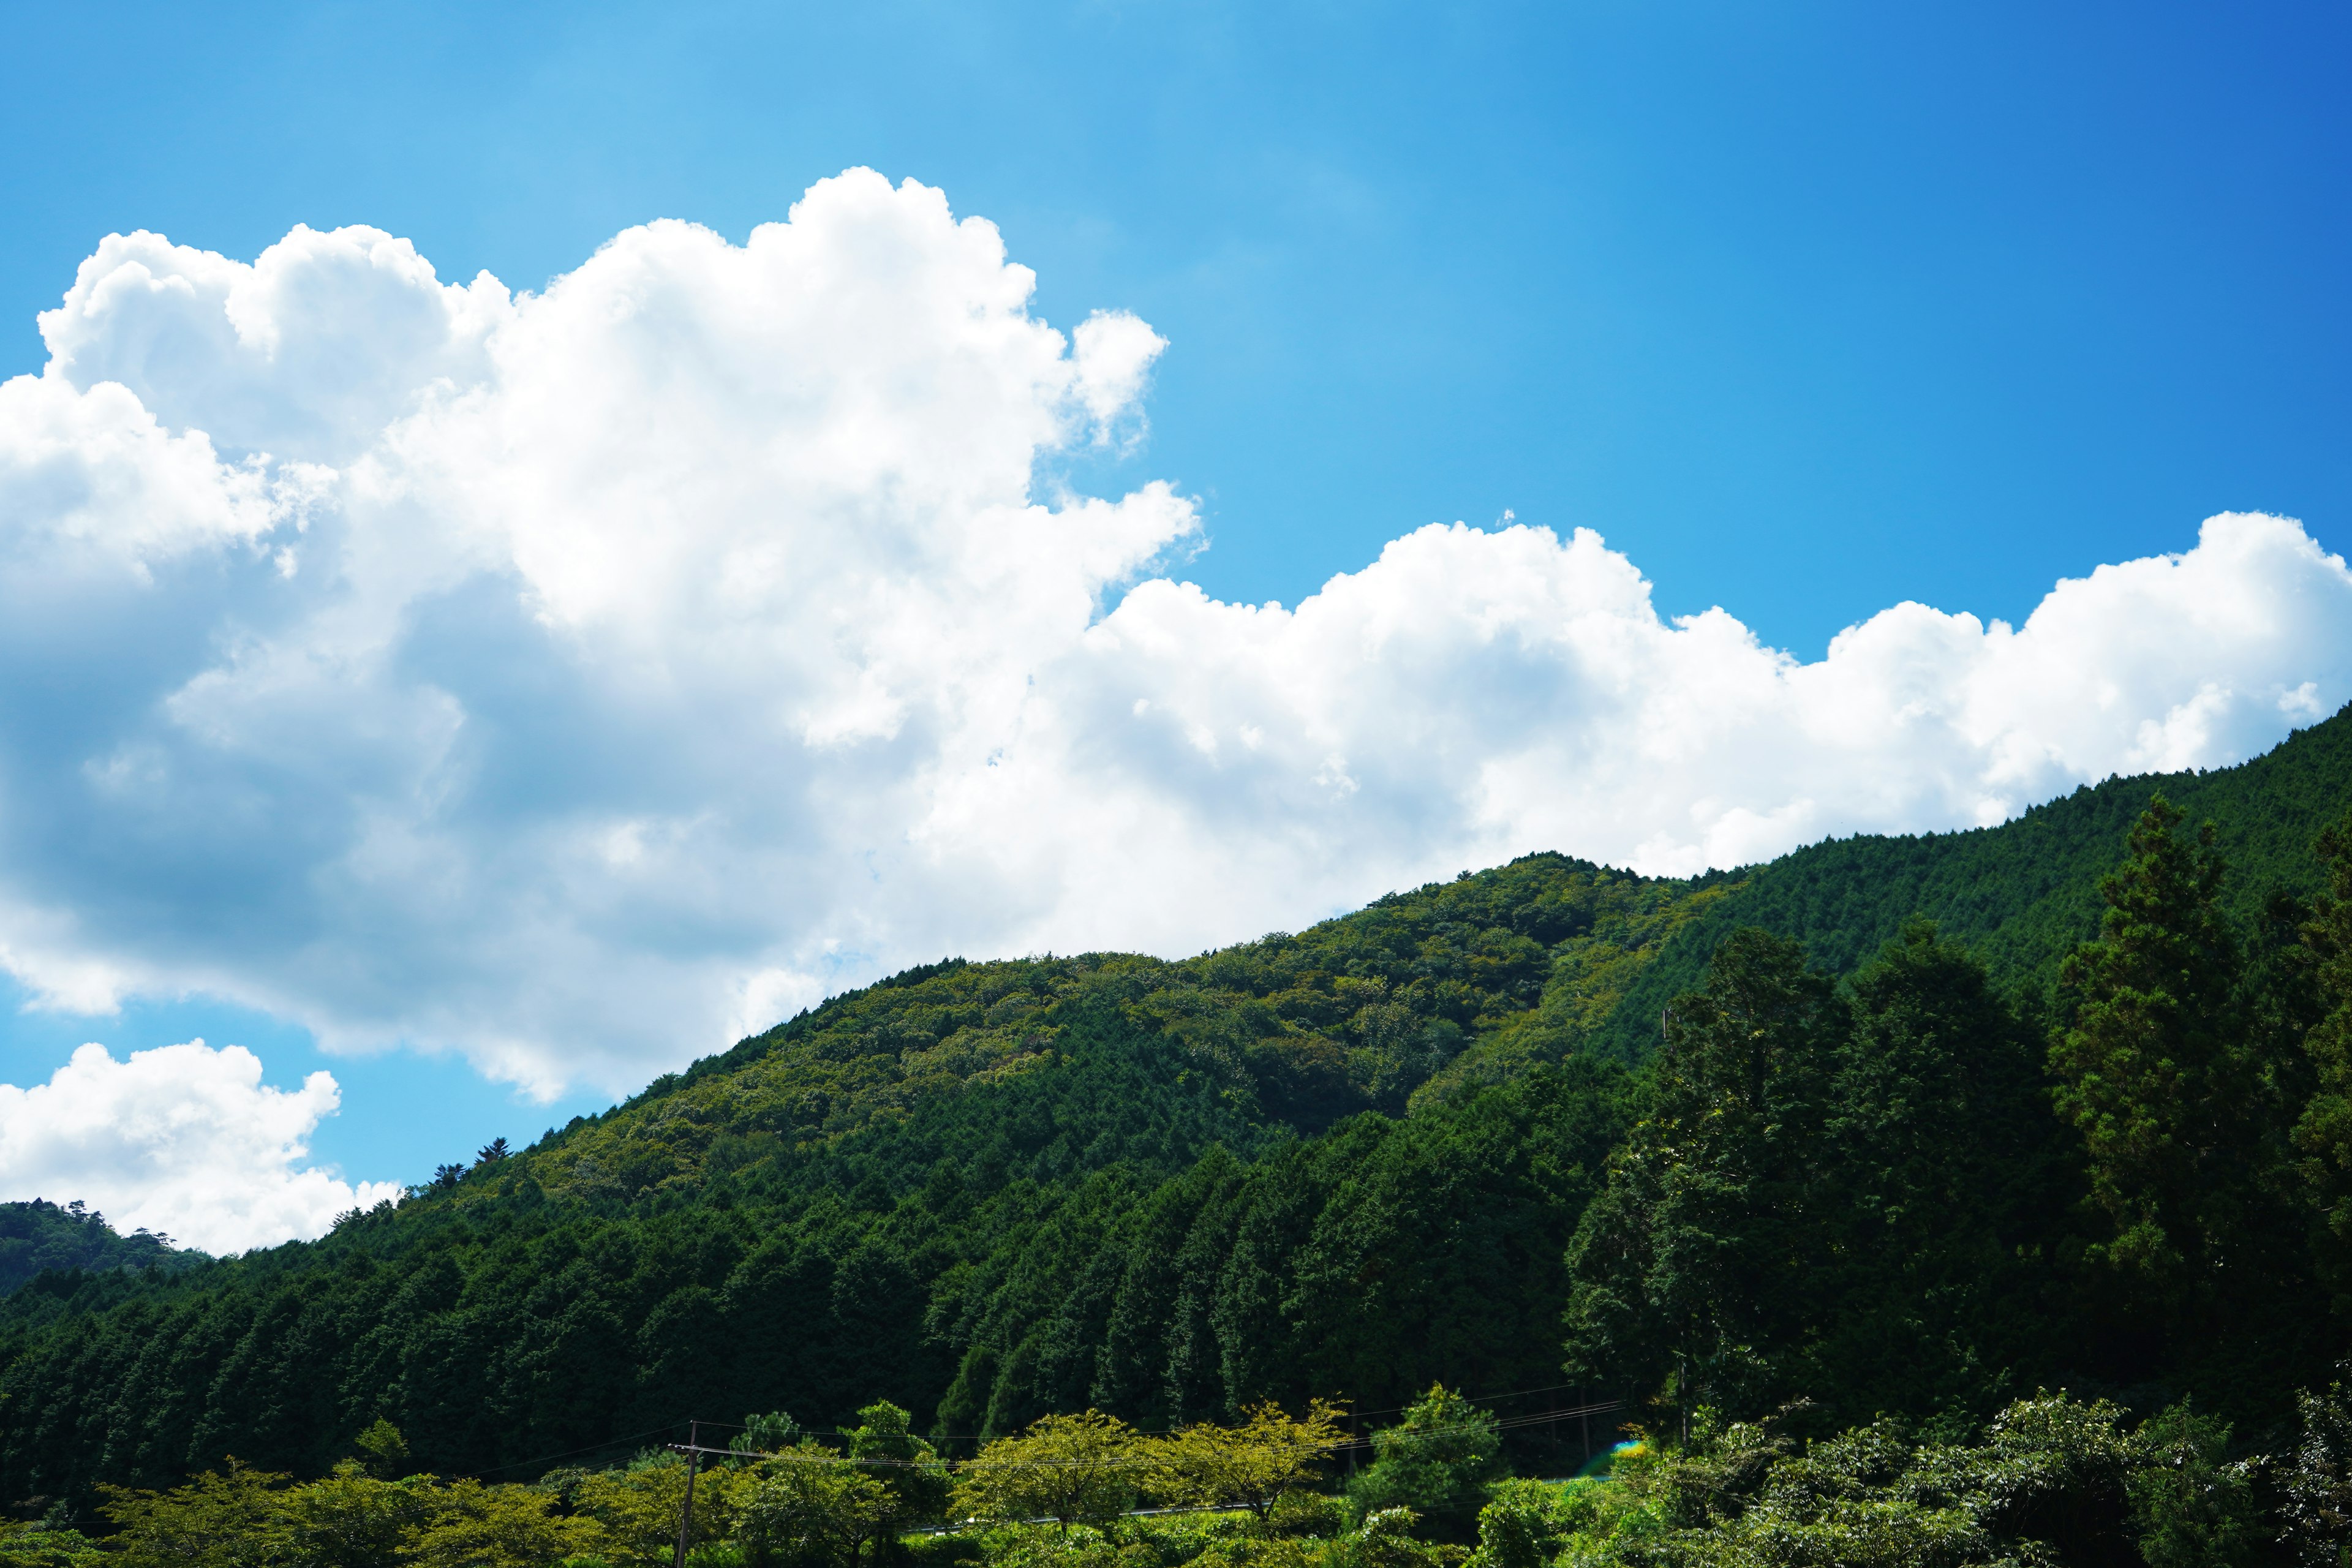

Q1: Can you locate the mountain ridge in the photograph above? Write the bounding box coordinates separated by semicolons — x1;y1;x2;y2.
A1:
0;705;2344;1506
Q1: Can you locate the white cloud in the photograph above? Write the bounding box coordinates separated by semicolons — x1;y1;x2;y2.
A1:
0;1041;399;1254
0;167;2348;1108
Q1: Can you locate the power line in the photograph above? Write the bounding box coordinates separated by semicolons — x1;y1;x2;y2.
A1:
474;1417;707;1478
658;1401;1623;1471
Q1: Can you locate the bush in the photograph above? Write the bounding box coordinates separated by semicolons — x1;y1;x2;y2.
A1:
1345;1389;1501;1539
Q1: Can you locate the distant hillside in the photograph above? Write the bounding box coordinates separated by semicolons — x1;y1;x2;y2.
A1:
0;705;2345;1507
1589;703;2352;1055
0;1199;202;1294
484;851;1730;1209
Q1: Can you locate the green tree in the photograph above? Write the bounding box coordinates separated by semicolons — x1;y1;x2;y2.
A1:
1807;921;2073;1417
2126;1403;2263;1568
1155;1399;1349;1521
2050;797;2257;1284
737;1444;895;1568
284;1461;433;1568
1563;930;1845;1427
576;1455;740;1568
843;1400;951;1534
952;1411;1145;1532
734;1411;804;1460
99;1461;299;1568
2278;1371;2352;1568
1344;1385;1500;1537
353;1420;415;1482
404;1477;594;1568
0;1523;104;1568
1467;1479;1580;1568
2297;808;2352;1288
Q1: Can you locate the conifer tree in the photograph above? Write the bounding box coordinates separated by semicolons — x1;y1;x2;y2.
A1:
2051;798;2258;1286
1562;929;1845;1427
2291;809;2352;1309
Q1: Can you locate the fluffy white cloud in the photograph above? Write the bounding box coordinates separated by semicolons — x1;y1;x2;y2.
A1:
0;1041;399;1253
1;168;2348;1102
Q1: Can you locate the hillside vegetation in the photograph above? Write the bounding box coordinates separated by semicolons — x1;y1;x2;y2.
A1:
0;1200;199;1295
3;706;2351;1568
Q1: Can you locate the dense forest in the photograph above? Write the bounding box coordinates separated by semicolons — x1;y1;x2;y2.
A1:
0;1203;198;1296
4;706;2352;1566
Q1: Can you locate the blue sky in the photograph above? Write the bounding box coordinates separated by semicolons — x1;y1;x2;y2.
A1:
9;1;2346;651
1;1;2348;1237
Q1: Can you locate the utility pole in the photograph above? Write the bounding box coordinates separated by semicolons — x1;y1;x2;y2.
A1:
673;1420;701;1568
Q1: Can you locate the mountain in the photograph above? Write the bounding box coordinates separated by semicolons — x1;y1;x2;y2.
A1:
1587;703;2352;1057
0;706;2345;1512
0;1200;201;1294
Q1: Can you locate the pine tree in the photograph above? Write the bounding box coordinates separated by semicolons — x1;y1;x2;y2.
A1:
2051;797;2254;1286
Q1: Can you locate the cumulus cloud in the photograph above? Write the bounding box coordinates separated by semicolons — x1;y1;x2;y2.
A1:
1;168;2348;1101
0;1041;399;1253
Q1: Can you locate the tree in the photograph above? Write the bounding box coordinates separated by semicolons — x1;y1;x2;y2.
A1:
843;1400;951;1534
2278;1371;2352;1568
1344;1385;1500;1537
952;1411;1146;1532
1808;922;2073;1417
2051;797;2257;1286
2126;1403;2263;1568
734;1411;804;1459
402;1477;594;1568
0;1529;104;1568
1564;929;1845;1427
99;1461;298;1568
2297;808;2352;1289
576;1455;740;1568
353;1419;415;1481
738;1444;895;1568
1155;1399;1349;1521
284;1461;431;1568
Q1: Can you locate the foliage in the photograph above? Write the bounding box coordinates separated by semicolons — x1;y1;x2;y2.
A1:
0;1527;104;1568
2122;1403;2262;1568
2051;797;2254;1282
1156;1401;1349;1520
576;1455;739;1568
843;1401;952;1537
736;1444;894;1568
283;1461;434;1568
2;703;2350;1556
2296;807;2352;1298
954;1412;1147;1531
51;1385;2352;1568
401;1477;592;1568
356;1422;417;1483
1562;932;1847;1431
0;1199;199;1295
734;1414;804;1460
1344;1388;1500;1537
2279;1372;2352;1568
100;1459;301;1568
1468;1393;2152;1567
1593;699;2352;1057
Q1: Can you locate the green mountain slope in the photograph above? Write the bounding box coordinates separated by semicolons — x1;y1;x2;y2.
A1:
1589;705;2352;1055
477;854;1730;1209
0;706;2346;1511
0;1200;201;1294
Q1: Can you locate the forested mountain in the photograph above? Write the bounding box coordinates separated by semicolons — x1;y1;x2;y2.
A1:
0;1200;199;1295
1587;701;2352;1057
2;705;2349;1539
